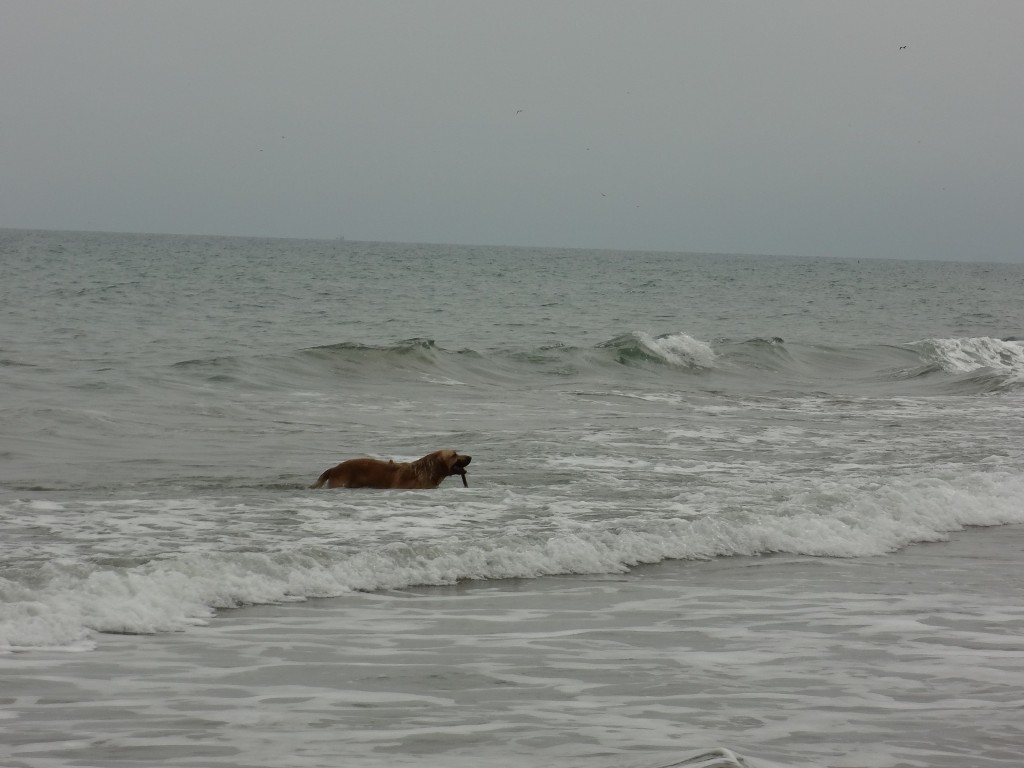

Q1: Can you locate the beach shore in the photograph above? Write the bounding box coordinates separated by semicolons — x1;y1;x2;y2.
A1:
3;524;1023;768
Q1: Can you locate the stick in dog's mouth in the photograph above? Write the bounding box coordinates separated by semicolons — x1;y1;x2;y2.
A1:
453;456;471;487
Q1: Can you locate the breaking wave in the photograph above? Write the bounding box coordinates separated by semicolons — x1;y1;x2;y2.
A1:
3;470;1023;651
166;333;1024;395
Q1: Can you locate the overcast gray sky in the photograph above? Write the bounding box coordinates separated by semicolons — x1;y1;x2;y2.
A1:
2;1;1022;261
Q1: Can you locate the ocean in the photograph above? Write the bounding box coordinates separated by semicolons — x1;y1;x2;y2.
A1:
1;229;1023;767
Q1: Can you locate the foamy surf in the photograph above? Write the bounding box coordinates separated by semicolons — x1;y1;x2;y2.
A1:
3;470;1022;651
917;336;1024;375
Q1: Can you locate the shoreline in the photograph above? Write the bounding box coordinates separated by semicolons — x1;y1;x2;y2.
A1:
3;524;1023;767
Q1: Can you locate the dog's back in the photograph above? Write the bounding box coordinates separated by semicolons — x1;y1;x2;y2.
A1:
311;450;471;489
311;458;407;489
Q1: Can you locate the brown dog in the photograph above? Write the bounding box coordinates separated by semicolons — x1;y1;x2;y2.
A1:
310;449;472;489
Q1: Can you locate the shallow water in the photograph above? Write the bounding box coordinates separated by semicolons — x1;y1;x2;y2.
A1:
4;526;1022;768
2;230;1024;765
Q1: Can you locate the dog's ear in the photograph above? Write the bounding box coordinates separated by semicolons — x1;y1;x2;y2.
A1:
426;450;452;470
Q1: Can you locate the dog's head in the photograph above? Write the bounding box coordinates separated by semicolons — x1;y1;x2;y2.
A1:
415;450;473;487
440;449;472;477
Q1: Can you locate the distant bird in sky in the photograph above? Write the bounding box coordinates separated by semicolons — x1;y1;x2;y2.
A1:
900;45;907;50
515;109;523;115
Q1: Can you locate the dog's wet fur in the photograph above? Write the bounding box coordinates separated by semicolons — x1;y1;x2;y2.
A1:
311;450;472;489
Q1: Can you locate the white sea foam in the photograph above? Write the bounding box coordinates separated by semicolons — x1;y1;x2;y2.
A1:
27;500;65;512
922;336;1024;375
638;332;718;368
3;471;1023;651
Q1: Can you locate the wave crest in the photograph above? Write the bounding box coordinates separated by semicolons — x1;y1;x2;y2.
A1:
165;333;1024;395
916;337;1024;375
598;332;717;369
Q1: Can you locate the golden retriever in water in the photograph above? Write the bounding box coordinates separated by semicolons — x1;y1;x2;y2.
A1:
310;450;472;489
